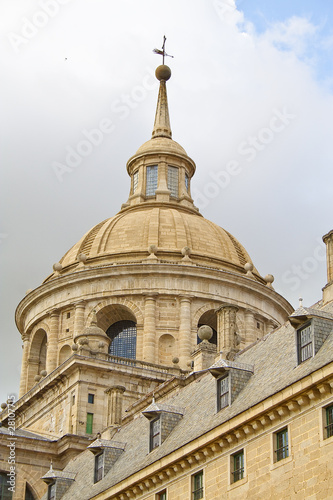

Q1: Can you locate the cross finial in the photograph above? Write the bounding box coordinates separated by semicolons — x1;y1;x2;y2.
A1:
153;36;174;65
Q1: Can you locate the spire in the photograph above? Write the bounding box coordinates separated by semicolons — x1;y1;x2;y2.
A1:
152;65;172;139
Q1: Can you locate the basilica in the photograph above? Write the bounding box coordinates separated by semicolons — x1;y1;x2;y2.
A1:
0;60;333;500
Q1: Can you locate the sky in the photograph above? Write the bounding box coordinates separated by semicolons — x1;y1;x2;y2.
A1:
1;0;332;405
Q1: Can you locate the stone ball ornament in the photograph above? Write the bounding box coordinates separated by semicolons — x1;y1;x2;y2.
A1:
155;64;171;81
72;343;78;351
244;262;253;272
181;246;192;256
198;325;213;342
1;403;7;410
172;357;179;364
77;253;87;263
265;274;274;284
40;370;47;377
148;244;158;255
53;262;62;272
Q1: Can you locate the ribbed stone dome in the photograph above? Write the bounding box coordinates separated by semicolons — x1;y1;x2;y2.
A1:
134;137;188;157
53;206;260;280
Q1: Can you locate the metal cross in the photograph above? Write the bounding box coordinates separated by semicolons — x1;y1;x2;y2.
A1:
153;36;174;64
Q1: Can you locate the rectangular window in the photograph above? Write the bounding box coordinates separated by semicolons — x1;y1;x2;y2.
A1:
48;483;56;500
86;413;93;434
192;471;203;500
217;375;229;411
94;452;104;483
66;312;71;319
88;393;95;404
167;166;178;197
298;323;312;363
72;394;75;405
185;172;189;191
150;417;160;450
325;405;333;439
133;170;139;193
146;165;158;196
275;428;289;461
157;490;167;500
231;450;244;482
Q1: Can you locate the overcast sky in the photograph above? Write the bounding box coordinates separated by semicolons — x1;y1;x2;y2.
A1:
1;0;332;405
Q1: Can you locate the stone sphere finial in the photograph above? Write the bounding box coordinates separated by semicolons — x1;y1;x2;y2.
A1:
77;253;87;263
40;370;47;377
53;262;62;272
198;325;213;343
34;375;42;382
155;65;171;81
1;403;7;410
71;343;78;351
172;357;179;364
244;262;253;272
265;274;274;285
148;244;158;255
181;246;192;256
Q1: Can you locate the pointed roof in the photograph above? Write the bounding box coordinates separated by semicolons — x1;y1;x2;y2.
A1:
152;65;172;139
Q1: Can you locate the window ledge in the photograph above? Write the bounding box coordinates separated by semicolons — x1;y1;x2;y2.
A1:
320;435;333;448
270;454;293;470
227;476;247;491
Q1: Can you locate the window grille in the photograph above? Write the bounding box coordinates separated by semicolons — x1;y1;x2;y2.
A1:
146;165;158;196
192;471;203;500
217;375;229;410
133;170;139;193
94;453;104;482
326;405;333;438
232;451;244;482
298;324;312;363
167;166;178;197
150;417;161;450
275;428;289;461
107;320;137;359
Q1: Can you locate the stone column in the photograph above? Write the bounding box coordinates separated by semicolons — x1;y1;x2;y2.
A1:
106;386;126;426
143;293;158;363
46;310;60;374
216;305;239;356
155;160;170;202
19;334;30;398
179;296;192;369
245;309;255;343
323;230;333;305
74;301;86;339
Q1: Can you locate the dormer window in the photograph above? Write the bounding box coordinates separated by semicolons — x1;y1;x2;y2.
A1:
297;323;313;363
48;483;56;500
217;375;229;411
133;170;139;193
150;417;161;450
167;166;178;197
94;452;104;483
146;165;158;196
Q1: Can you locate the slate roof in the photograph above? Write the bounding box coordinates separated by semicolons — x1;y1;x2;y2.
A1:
42;301;333;499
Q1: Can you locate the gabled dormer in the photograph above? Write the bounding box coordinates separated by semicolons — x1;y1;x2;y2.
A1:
209;358;254;412
142;400;184;452
289;306;333;364
88;439;126;483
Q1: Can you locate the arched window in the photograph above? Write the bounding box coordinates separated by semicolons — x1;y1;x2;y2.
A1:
106;320;137;359
0;472;13;499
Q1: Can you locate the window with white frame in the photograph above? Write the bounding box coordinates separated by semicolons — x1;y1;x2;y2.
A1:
324;404;333;439
217;375;229;411
150;417;161;450
94;452;104;483
297;323;312;363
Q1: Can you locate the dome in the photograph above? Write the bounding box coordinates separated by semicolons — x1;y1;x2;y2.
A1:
50;206;260;281
134;137;188;157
